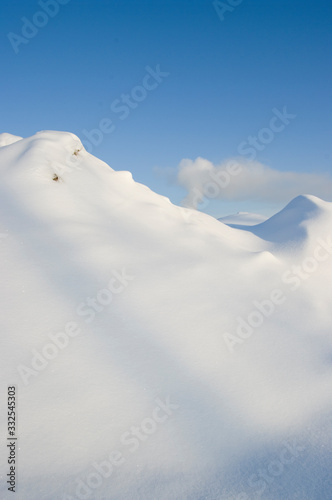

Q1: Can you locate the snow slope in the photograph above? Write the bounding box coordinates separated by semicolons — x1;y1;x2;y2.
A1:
0;131;331;500
0;133;22;147
249;194;332;250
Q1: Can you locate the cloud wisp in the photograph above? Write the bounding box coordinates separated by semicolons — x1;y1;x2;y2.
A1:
173;157;332;209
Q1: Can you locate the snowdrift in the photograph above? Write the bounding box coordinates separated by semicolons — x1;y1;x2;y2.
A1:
0;131;331;500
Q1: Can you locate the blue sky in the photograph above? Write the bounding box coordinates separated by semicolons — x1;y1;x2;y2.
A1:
1;0;331;217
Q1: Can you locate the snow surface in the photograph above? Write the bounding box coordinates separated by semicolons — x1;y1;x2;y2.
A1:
0;133;23;147
0;131;331;499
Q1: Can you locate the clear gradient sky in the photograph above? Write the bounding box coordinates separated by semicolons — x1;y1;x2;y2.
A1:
1;0;331;217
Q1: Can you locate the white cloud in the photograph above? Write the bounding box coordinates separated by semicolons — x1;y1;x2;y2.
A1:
174;157;332;208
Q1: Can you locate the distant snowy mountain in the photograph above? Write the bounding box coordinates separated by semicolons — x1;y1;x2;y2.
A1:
218;211;268;226
1;131;331;500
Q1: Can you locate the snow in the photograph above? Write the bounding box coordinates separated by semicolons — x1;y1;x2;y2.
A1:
0;131;331;499
218;211;268;226
0;133;23;147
